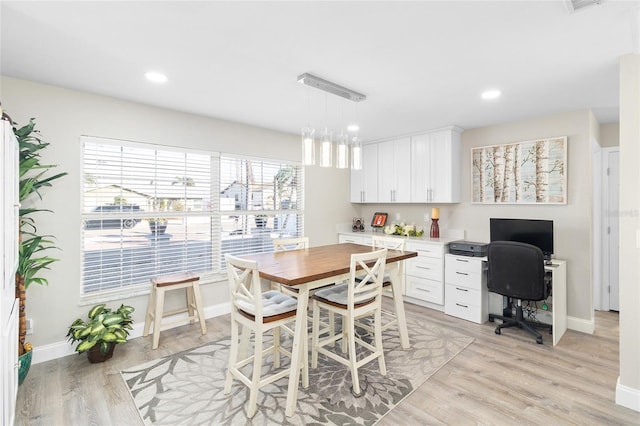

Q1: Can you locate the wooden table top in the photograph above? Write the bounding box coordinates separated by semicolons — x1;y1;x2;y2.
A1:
239;243;417;286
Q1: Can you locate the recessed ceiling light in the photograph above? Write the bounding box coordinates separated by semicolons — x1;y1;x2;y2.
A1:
481;89;501;100
347;124;359;132
145;71;168;83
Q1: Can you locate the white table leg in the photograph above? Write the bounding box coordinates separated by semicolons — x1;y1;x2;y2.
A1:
389;263;410;349
285;284;309;417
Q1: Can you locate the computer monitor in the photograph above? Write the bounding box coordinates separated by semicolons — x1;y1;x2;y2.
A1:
490;218;554;261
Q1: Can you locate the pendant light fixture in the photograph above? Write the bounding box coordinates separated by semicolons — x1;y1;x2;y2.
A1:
336;99;350;169
297;72;366;169
301;86;316;166
319;92;333;168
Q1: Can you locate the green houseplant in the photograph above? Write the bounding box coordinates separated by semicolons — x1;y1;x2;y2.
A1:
66;303;134;363
13;117;67;383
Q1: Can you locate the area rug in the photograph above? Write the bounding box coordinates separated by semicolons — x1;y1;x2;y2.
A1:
121;316;473;425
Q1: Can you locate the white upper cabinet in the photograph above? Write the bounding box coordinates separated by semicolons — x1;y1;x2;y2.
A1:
351;126;462;204
350;143;378;203
410;127;462;203
377;137;411;203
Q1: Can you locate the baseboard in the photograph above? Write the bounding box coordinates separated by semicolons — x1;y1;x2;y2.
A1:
567;315;595;334
32;301;231;365
616;377;640;412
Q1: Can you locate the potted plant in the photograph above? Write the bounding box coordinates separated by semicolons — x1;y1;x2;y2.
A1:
13;117;67;383
66;303;134;363
147;217;168;234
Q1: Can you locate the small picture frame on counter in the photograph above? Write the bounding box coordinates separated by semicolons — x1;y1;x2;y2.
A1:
371;212;388;228
352;217;365;232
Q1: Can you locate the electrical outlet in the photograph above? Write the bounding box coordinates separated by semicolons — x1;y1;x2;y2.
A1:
424;213;429;222
26;318;33;335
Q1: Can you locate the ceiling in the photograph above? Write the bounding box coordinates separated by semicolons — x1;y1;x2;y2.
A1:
1;1;638;142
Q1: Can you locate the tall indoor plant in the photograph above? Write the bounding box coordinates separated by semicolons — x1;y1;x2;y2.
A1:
14;118;66;382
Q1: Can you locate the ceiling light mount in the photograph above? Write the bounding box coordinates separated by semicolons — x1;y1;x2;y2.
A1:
297;73;366;102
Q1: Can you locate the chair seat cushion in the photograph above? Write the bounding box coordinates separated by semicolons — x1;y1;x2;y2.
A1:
313;283;376;308
237;290;297;317
314;283;349;305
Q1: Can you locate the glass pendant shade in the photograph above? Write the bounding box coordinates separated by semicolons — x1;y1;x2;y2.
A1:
336;133;349;169
319;130;333;168
351;137;363;170
301;126;315;165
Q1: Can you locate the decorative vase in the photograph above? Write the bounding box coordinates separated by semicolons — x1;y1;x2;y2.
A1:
430;218;440;238
18;349;33;385
87;343;116;363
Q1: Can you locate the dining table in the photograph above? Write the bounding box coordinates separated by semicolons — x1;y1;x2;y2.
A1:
239;242;417;417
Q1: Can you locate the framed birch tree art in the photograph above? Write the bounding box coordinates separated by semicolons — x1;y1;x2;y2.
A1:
472;136;567;204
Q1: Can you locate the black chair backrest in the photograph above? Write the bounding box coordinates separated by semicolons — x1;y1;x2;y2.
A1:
487;241;547;301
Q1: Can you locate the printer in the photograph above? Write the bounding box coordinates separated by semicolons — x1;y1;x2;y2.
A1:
448;240;488;257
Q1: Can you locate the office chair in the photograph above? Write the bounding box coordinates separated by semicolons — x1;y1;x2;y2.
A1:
487;241;552;344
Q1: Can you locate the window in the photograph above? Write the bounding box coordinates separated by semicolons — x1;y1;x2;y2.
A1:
81;137;303;296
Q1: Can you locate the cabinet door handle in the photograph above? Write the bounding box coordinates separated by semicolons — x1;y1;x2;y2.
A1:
456;271;468;276
456;287;468;292
416;287;431;293
416;266;431;270
456;258;469;263
455;303;469;308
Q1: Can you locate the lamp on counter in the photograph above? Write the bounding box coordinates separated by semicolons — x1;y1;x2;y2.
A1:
430;207;440;238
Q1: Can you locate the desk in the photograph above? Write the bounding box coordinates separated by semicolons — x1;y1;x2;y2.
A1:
240;243;417;417
484;258;567;346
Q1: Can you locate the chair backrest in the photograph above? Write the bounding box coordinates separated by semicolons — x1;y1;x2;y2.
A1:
371;235;405;251
487;241;547;301
225;254;265;319
349;248;388;305
273;237;309;252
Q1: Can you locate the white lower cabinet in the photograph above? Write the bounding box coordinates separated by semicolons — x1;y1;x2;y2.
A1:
444;254;487;323
337;233;446;307
405;240;444;305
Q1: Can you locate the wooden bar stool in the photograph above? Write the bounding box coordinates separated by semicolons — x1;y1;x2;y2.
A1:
143;272;207;349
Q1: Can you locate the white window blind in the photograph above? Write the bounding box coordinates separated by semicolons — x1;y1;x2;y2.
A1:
219;154;304;264
81;137;303;296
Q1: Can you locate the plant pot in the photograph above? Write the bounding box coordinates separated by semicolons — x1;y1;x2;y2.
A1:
87;342;116;363
18;349;33;385
149;221;167;234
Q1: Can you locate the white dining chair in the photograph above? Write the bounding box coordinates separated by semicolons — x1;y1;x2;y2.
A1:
272;236;335;343
311;248;388;396
224;254;308;418
354;235;406;337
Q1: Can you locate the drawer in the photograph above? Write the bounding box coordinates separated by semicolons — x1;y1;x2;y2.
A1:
445;254;483;274
406;276;443;305
407;256;442;281
445;268;483;289
406;242;443;259
445;283;481;307
444;294;484;324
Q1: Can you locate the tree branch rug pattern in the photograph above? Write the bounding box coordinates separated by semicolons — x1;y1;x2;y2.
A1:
121;316;473;425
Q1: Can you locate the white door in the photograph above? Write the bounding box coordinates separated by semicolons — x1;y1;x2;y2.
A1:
607;149;620;311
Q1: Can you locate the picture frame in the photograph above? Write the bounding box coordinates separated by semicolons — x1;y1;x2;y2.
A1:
371;212;388;228
471;136;567;204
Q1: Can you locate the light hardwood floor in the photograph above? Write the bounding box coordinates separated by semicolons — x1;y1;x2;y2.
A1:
16;302;640;425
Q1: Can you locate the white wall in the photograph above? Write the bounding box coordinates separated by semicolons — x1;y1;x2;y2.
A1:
1;76;354;351
616;53;640;411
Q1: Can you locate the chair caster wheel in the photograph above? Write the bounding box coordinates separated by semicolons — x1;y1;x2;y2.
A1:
536;337;543;344
495;328;501;335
